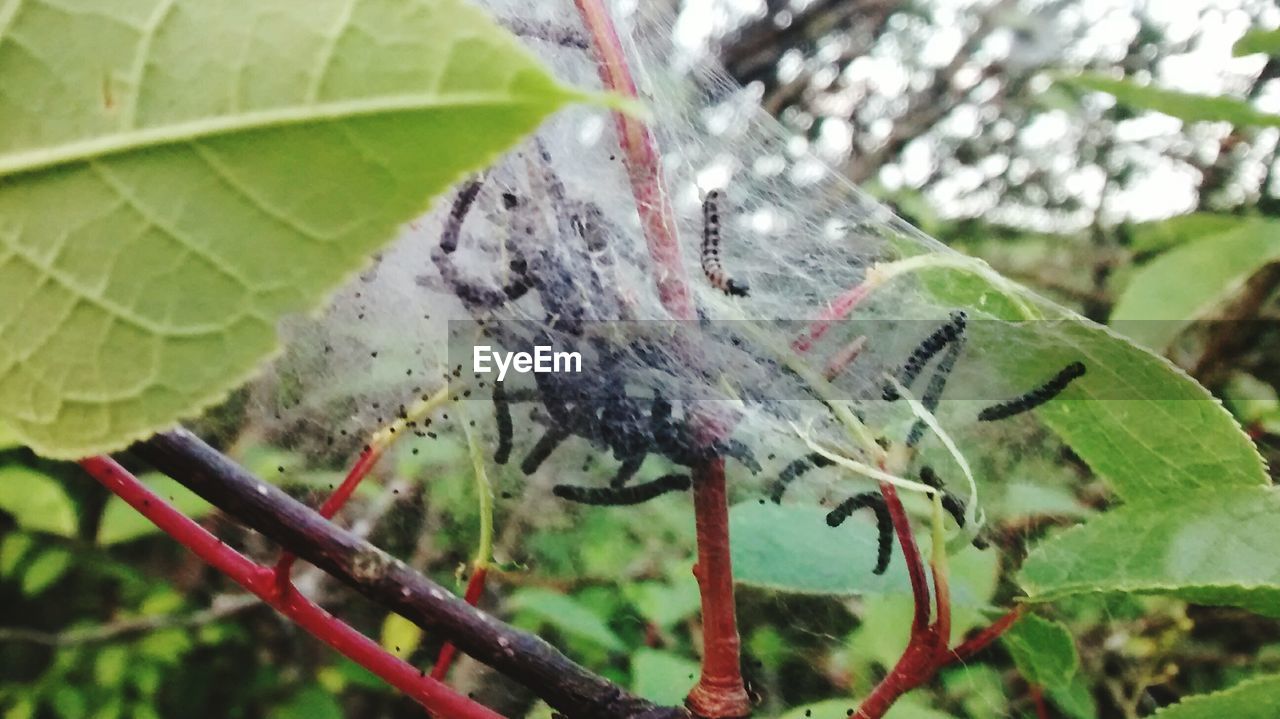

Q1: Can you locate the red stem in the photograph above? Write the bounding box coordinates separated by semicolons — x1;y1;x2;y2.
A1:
79;456;502;719
854;484;1022;719
1030;685;1051;719
431;565;490;681
946;606;1025;666
275;445;384;587
573;0;695;322
879;482;931;632
686;458;751;718
793;282;876;353
573;4;748;716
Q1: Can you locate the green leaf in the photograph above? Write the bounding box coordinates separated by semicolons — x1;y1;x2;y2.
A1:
1235;29;1280;57
1020;486;1280;617
509;588;624;652
630;648;699;706
97;473;212;545
21;546;72;596
1126;213;1248;254
1111;219;1280;350
0;421;21;450
1153;674;1280;718
915;261;1267;502
1001;614;1079;690
730;501;998;604
625;577;702;629
1058;73;1280;127
379;612;423;660
1048;671;1099;719
0;465;77;536
0;0;595;458
0;532;34;577
780;698;957;719
274;687;344;719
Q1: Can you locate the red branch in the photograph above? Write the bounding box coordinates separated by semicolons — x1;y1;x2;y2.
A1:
275;445;384;586
432;565;490;681
573;0;695;322
687;458;752;717
854;483;1024;719
573;2;749;716
79;456;502;719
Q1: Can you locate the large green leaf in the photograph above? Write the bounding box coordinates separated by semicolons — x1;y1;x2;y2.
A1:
0;0;595;458
0;465;77;536
1153;674;1280;718
1235;29;1280;57
729;501;998;604
916;262;1267;502
1058;73;1280;127
1019;486;1280;617
1111;218;1280;350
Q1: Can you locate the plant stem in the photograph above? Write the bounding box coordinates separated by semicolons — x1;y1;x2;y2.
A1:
687;458;752;718
132;429;688;718
573;0;694;321
573;3;749;715
79;455;503;719
853;482;1022;719
432;417;497;681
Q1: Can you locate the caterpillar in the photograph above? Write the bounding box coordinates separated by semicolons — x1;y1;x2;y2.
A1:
919;466;989;550
701;190;749;297
769;453;835;503
493;381;513;465
919;465;967;528
883;311;967;401
977;361;1086;422
440;179;483;254
521;425;570;475
825;491;893;575
905;334;967;447
553;473;692;506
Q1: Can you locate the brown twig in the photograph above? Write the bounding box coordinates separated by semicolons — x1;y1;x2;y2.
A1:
132;429;688;719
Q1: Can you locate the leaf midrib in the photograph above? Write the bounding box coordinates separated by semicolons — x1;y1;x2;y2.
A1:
0;89;571;178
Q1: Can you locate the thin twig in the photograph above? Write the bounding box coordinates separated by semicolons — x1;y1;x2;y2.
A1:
131;428;687;719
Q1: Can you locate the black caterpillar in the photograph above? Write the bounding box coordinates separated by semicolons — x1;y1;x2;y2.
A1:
825;491;893;575
701;190;749;297
768;453;835;503
552;474;692;506
883;311;967;401
978;361;1087;422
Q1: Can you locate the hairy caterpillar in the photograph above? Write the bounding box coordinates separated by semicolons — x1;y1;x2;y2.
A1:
701;190;749;297
905;334;967;447
919;466;989;550
493;381;513;465
768;453;835;503
883;311;967;401
553;474;692;506
978;361;1086;422
919;465;967;528
825;491;893;574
